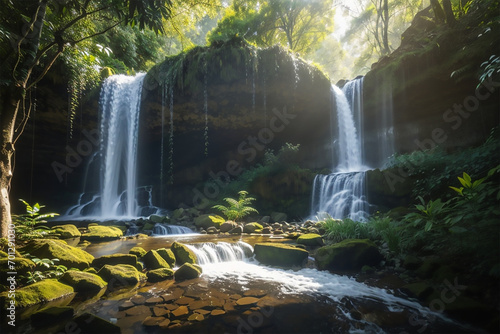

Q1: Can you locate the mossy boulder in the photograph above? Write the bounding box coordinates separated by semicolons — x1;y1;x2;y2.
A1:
243;222;263;234
92;254;138;269
254;243;308;267
52;224;81;238
174;263;201;281
297;234;324;246
21;239;94;270
60;270;107;296
98;264;145;289
143;250;170;270
0;279;74;309
401;282;434;301
171;242;197;265
149;214;167;223
220;221;239;233
73;312;121;333
81;225;123;241
156;248;176;267
315;239;383;271
194;214;218;230
147;268;175;283
0;238;21;257
0;257;35;282
129;246;147;258
31;306;74;328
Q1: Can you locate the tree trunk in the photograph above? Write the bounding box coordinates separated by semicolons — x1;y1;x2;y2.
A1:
430;0;446;23
0;86;22;238
442;0;457;26
382;0;390;55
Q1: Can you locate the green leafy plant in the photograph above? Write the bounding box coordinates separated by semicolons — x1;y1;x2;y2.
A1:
13;199;59;240
368;214;403;254
404;196;451;232
23;257;68;284
320;215;370;243
212;191;259;221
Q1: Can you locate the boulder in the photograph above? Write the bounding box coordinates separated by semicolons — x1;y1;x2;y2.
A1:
228;226;243;235
271;212;287;223
297;233;324;247
171;242;197;265
0;279;74;309
0;257;34;282
52;224;81;238
31;306;74;328
129;246;147;258
156;248;176;267
207;226;218;234
81;225;123;241
149;214;167;223
220;221;239;233
147;268;175;283
143;250;170;269
174;263;202;281
92;254;138;269
60;270;107;296
98;264;145;289
254;243;308;267
194;214;218;230
73;312;121;333
21;239;94;270
315;239;383;271
243;222;263;234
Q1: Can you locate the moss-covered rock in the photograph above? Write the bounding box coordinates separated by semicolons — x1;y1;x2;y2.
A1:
315;239;383;271
73;312;121;333
81;225;123;241
147;268;174;283
0;279;74;309
0;257;35;282
92;254;138;269
129;246;147;258
402;282;434;301
60;270;107;296
98;264;145;289
171;242;197;265
254;243;308;267
0;238;21;257
297;234;324;246
243;223;263;234
156;248;176;267
52;224;81;238
220;221;239;233
142;222;155;231
194;214;218;230
174;263;201;281
143;250;170;270
31;306;74;328
21;239;94;270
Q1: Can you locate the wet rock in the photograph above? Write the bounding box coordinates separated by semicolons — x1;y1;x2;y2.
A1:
171;305;189;317
156;248;176;267
207;226;219;234
98;264;146;289
188;313;204;321
243;222;263;233
228;226;243;235
149;214;167;224
236;297;260;306
52;224;81;238
176;296;195;305
131;295;146;305
142;316;165;327
81;225;123;241
171;242;197;265
60;270;107;297
401;282;434;301
73;313;120;333
243;289;267;297
30;306;74;328
262;227;272;234
211;309;226;316
21;239;94;270
161;288;184;302
189;300;210;310
92;254;138;269
147;268;174;282
297;233;324;246
146;296;164;305
220;221;239;233
254;243;308;267
315;239;383;271
143;250;170;269
125;305;151;316
0;279;74;309
129;246;147;258
159;318;171;329
194;214;218;230
153;306;169;317
174;263;201;281
119;300;134;310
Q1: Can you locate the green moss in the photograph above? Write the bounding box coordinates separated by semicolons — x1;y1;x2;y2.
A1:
297;234;324;247
97;264;145;289
60;270;107;296
315;239;383;271
174;263;201;281
171;242;197;265
0;279;74;309
81;225;123;241
0;250;7;257
52;224;81;238
142;222;155;231
243;223;263;234
0;257;35;280
146;268;174;283
253;243;308;267
21;239;94;270
194;214;218;229
0;238;21;257
143;250;170;270
92;254;138;269
129;247;147;258
156;248;176;267
31;306;74;328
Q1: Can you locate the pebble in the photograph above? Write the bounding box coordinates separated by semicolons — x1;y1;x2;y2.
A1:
211;309;226;316
187;313;204;321
142;316;164;327
130;295;146;305
153;306;169;317
171;305;189;317
176;296;195;305
236;297;260;306
125;305;151;316
145;296;163;305
243;289;267;297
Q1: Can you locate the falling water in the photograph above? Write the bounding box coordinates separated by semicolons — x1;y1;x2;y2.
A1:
152;224;194;235
311;78;369;221
187;242;254;264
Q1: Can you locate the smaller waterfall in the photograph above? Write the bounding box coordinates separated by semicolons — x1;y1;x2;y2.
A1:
187;242;254;265
152;224;194;236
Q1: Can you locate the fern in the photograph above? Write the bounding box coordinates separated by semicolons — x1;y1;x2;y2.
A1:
212;190;259;221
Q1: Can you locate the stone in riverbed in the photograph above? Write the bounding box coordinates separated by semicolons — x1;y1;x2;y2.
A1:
243;222;263;234
156;248;176;267
188;313;204;321
129;246;147;258
143;249;171;269
97;264;146;289
147;268;174;282
220;221;239;233
52;224;81;238
125;305;151;316
21;239;94;270
92;253;138;269
174;263;201;281
228;226;243;234
81;225;123;241
60;270;107;297
211;309;226;316
153;306;169;317
0;279;74;309
254;243;308;267
315;239;383;271
142;316;165;327
171;305;189;317
236;297;260;306
297;233;324;246
171;242;197;265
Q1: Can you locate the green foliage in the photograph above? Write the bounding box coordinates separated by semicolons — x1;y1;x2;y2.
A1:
263;143;301;166
477;54;500;89
208;215;226;224
212;191;259;221
320;215;370;243
404;196;451;232
13;200;59;241
368;214;403;254
22;257;68;284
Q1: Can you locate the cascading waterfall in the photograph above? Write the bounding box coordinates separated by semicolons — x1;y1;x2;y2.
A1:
311;78;369;221
187;242;254;264
152;224;194;235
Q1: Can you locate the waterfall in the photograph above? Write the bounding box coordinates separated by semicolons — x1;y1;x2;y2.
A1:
311;78;369;221
152;224;194;236
187;242;254;265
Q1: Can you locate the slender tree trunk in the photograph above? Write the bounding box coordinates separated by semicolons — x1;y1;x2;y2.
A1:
430;0;446;23
382;0;390;55
442;0;456;26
